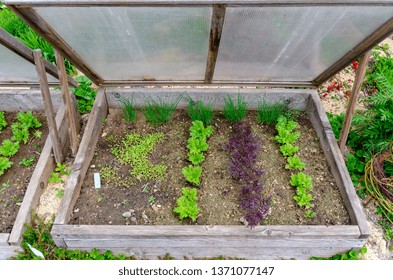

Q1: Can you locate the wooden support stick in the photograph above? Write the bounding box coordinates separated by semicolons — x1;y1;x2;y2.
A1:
55;50;80;156
204;4;226;83
33;49;63;163
338;51;371;153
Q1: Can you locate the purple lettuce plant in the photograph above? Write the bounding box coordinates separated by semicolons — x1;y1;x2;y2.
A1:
225;122;270;227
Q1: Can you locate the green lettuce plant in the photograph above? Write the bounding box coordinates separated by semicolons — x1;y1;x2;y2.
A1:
0;139;20;157
0;111;7;131
280;143;299;157
173;187;200;222
285;156;305;170
0;157;12;176
182;166;202;186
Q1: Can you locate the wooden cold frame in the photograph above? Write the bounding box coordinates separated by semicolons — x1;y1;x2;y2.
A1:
5;1;393;87
50;87;369;259
0;91;75;259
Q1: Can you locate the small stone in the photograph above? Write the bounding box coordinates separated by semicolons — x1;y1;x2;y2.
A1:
239;216;248;226
122;211;131;218
108;221;112;224
151;205;160;212
131;217;137;222
157;204;161;208
74;208;80;213
90;165;96;169
101;132;107;137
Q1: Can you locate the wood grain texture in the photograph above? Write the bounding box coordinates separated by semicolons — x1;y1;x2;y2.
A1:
0;28;77;87
51;224;361;238
64;246;353;260
54;88;108;225
103;81;315;87
0;234;9;245
55;50;80;156
105;87;312;110
338;51;371;152
34;49;63;163
204;4;226;83
8;6;103;85
6;0;393;7
0;89;62;111
8;103;70;245
306;92;370;238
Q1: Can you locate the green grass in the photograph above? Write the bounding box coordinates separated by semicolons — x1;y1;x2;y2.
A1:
142;96;182;126
257;100;284;124
187;99;214;125
222;94;249;123
119;97;137;122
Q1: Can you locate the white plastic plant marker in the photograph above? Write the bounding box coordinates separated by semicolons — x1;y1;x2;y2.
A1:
94;172;101;189
27;243;45;259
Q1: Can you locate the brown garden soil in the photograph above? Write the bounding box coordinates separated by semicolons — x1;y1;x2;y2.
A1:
70;109;350;226
0;112;48;233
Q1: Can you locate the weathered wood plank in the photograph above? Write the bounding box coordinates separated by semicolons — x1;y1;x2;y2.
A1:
34;49;63;163
0;246;22;260
338;51;371;152
0;28;77;87
103;81;315;87
306;92;370;238
0;89;62;111
66;246;353;260
55;50;80;156
51;224;361;238
6;0;393;7
204;4;226;83
105;87;312;110
8;6;103;85
8;102;70;245
0;234;9;245
54;88;108;225
64;238;365;249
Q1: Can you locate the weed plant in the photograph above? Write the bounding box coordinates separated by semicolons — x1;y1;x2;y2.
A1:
119;97;137;122
222;94;249;123
187;99;214;125
14;215;135;260
257;100;284;124
143;96;181;126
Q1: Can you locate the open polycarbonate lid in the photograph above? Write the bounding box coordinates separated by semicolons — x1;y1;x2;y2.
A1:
5;1;393;86
0;38;58;86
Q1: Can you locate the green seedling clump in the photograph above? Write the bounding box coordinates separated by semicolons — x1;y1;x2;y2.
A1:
222;94;249;124
112;132;167;181
142;96;181;126
18;157;35;167
71;76;97;113
11;111;42;144
187;99;214;125
257;100;284;124
0;139;20;157
173;187;200;222
119;97;137;122
48;163;70;183
0;157;12;176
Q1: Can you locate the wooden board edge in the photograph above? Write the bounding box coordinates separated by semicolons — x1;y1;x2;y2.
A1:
51;224;361;238
105;87;312;110
306;92;370;238
0;89;63;111
8;102;71;245
54;87;108;225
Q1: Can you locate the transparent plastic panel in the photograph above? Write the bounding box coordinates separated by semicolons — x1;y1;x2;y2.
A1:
214;7;393;82
35;7;212;81
0;44;57;83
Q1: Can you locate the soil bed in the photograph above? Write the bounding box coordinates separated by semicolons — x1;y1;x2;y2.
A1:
0;112;48;233
71;109;350;226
